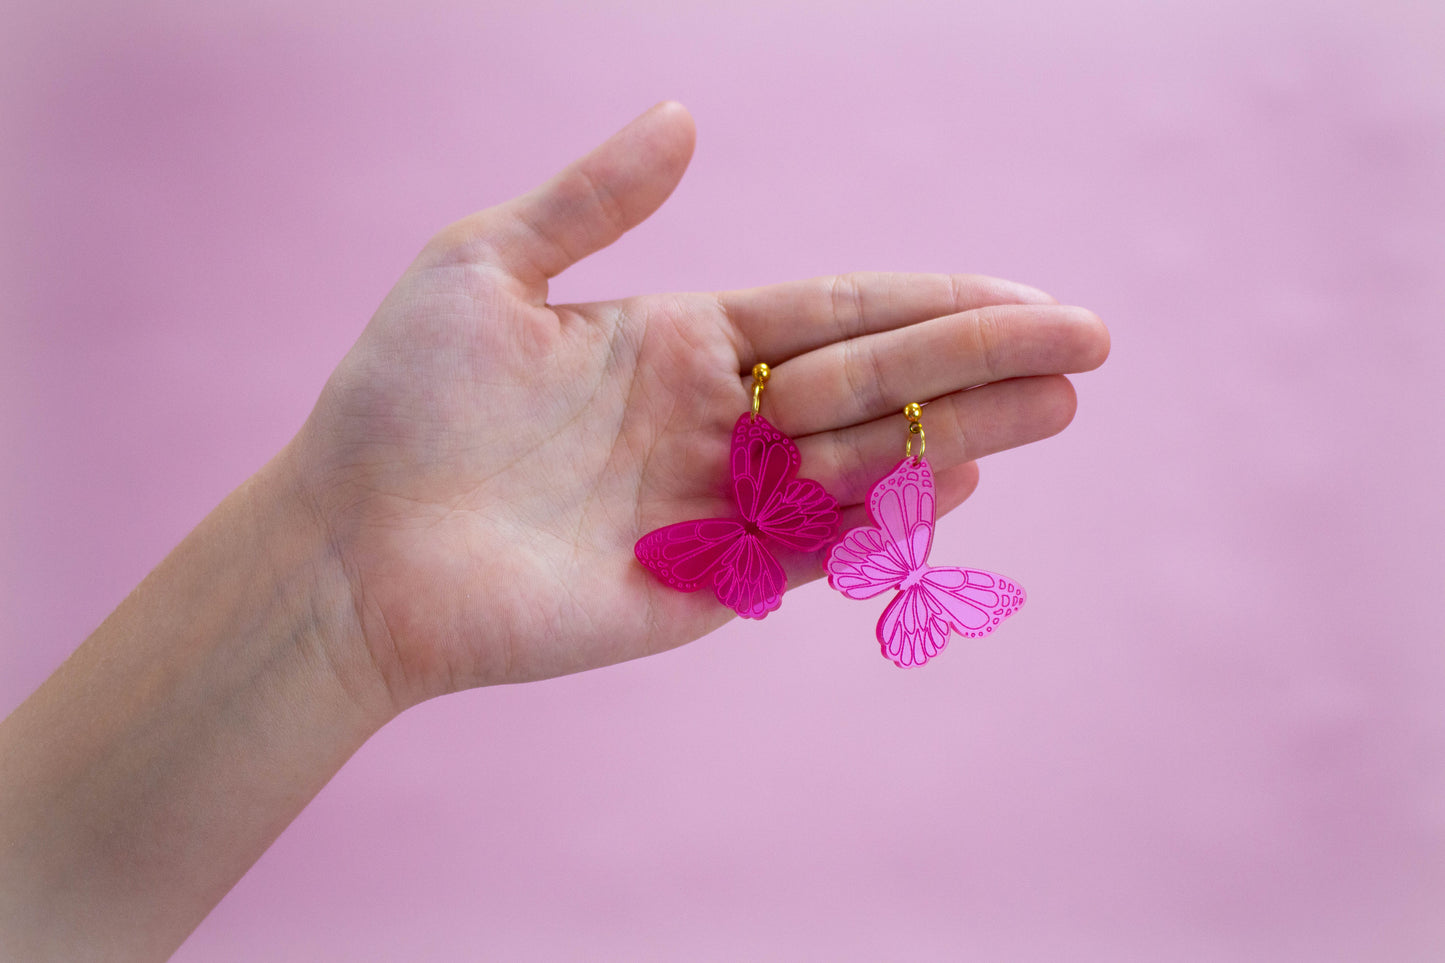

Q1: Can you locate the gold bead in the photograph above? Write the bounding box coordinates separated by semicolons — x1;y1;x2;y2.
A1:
752;362;771;383
903;402;922;422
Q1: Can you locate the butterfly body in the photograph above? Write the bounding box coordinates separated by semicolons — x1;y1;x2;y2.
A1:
635;414;840;619
826;457;1024;667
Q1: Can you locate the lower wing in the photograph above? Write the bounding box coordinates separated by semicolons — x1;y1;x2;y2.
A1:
635;520;786;619
920;567;1026;638
877;568;1026;668
635;518;747;591
713;533;787;620
877;584;953;667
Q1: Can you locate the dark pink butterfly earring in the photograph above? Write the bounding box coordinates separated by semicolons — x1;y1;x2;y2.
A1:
826;403;1025;667
635;363;841;619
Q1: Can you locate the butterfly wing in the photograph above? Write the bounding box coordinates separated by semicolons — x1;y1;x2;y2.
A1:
826;525;909;599
876;583;953;667
875;569;1024;667
635;519;747;592
832;457;1026;666
756;478;839;552
713;533;787;620
868;457;936;568
634;413;835;620
918;566;1026;639
634;519;786;619
825;457;937;599
731;414;840;551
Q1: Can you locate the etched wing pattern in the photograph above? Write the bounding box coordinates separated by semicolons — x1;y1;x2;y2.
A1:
636;413;839;619
826;457;1025;666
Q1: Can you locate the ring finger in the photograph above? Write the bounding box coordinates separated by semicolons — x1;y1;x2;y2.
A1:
794;374;1079;505
756;304;1106;438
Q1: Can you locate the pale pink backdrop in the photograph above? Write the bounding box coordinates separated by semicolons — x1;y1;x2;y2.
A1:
4;0;1444;959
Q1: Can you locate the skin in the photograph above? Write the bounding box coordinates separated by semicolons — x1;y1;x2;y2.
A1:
0;101;1109;960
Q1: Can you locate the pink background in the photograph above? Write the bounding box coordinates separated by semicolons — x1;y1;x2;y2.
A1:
4;1;1444;959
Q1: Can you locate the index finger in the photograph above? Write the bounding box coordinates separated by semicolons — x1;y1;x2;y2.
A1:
717;271;1057;366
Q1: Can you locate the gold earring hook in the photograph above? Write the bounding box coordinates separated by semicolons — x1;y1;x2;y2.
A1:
904;402;925;462
750;362;771;420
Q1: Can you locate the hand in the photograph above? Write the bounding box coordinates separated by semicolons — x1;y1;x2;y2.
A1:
0;102;1108;956
286;101;1109;704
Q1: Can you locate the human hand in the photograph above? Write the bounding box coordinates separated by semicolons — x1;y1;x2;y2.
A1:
0;100;1108;959
284;101;1109;705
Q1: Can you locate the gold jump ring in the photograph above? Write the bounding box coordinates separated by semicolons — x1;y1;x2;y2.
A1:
751;362;771;419
903;402;925;462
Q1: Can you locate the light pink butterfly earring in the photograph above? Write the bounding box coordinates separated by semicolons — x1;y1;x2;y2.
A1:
635;363;841;619
826;403;1025;667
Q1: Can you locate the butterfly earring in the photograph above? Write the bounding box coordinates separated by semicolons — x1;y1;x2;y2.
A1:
635;363;841;619
826;403;1025;667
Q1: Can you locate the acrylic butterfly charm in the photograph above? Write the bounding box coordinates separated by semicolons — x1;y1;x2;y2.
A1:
826;456;1025;667
635;412;840;619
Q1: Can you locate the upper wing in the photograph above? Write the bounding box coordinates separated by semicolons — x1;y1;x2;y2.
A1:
918;566;1026;638
731;413;839;552
730;414;799;525
756;478;839;551
867;457;937;572
825;457;936;600
826;525;910;599
635;518;747;592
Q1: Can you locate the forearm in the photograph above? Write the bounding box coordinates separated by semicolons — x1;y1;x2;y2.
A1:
0;447;394;961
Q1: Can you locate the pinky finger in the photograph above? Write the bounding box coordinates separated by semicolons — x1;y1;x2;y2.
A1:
796;375;1077;507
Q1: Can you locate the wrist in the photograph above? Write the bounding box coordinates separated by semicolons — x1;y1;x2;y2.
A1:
0;440;402;958
256;441;404;727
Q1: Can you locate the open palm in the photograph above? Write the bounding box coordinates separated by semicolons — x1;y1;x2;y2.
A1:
287;102;1108;705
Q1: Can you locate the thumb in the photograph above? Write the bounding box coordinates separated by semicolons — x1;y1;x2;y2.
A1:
461;101;696;300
